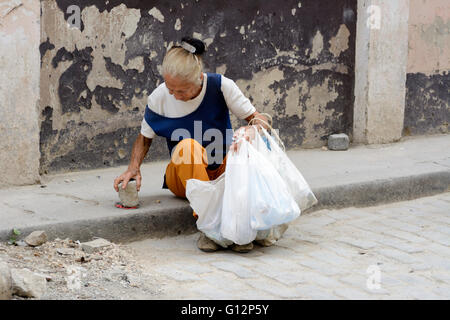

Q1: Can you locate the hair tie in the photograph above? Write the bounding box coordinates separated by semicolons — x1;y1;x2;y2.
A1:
181;41;196;54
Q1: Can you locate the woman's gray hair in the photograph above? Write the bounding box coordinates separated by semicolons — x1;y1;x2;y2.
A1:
161;46;203;86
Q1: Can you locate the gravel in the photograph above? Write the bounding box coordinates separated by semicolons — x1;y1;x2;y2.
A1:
0;238;163;300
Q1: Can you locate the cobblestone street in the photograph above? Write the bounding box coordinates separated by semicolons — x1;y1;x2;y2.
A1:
129;192;450;300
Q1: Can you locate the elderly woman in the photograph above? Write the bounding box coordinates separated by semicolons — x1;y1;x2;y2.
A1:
114;37;268;253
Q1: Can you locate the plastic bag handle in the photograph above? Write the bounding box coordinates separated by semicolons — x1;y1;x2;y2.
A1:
248;113;285;152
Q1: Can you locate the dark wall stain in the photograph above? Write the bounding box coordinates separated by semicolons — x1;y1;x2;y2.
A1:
404;72;450;136
39;37;55;65
52;47;94;114
41;0;357;174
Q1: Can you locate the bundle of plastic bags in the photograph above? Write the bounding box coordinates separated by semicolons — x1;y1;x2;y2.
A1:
186;119;317;246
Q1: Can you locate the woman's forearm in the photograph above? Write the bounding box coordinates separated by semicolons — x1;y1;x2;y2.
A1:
128;133;152;172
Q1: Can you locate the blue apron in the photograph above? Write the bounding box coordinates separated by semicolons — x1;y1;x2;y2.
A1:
144;73;233;188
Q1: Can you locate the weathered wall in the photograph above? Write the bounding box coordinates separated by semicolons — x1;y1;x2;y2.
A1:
353;0;410;144
0;0;41;185
40;0;356;174
404;0;450;136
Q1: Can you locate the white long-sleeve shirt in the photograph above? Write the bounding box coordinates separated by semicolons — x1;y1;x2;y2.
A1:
140;73;256;139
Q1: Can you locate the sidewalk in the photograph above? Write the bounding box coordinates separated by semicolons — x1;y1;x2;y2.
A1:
0;134;449;243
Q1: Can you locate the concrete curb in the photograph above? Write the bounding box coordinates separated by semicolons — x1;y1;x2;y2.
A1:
310;170;450;211
1;170;449;244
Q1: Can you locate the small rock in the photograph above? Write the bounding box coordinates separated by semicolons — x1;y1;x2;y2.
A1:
81;238;112;254
126;274;140;288
11;268;47;299
328;133;349;151
57;248;75;256
15;240;27;247
75;256;91;263
34;273;52;282
24;231;48;247
118;180;139;207
0;260;12;300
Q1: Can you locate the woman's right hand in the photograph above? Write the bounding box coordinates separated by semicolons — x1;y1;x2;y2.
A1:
113;168;142;192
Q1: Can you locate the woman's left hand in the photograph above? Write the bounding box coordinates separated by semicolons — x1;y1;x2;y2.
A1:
230;125;258;153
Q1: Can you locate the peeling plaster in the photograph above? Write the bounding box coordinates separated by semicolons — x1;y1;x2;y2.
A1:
174;18;182;31
329;24;350;58
39;0;356;173
148;7;164;23
310;30;324;60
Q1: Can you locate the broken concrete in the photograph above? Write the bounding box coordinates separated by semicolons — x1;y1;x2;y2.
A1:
81;238;112;254
25;231;48;247
0;260;12;300
11;268;47;299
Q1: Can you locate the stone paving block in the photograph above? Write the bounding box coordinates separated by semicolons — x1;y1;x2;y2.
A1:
379;228;429;244
407;288;447;300
422;215;450;226
335;237;378;250
379;274;406;287
254;254;297;270
210;261;257;279
318;242;360;259
432;225;450;236
219;254;258;268
295;258;343;276
307;249;353;267
302;216;337;227
377;218;423;233
429;272;450;285
339;274;369;290
394;215;435;228
431;286;450;299
189;283;235;300
294;284;341;300
247;278;302;299
200;273;253;293
179;262;214;275
416;253;450;270
339;208;378;219
333;287;375;300
323;210;354;220
153;267;201;282
295;224;328;237
374;236;424;254
253;265;306;286
234;289;279;300
422;199;450;210
393;274;435;288
420;230;450;246
404;204;446;216
407;262;433;272
374;248;422;264
305;273;344;289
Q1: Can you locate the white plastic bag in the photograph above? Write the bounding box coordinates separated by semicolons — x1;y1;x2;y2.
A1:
254;127;318;211
221;138;300;244
186;174;233;248
220;140;257;245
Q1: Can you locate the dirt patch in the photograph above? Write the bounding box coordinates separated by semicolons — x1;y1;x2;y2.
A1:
0;238;163;300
